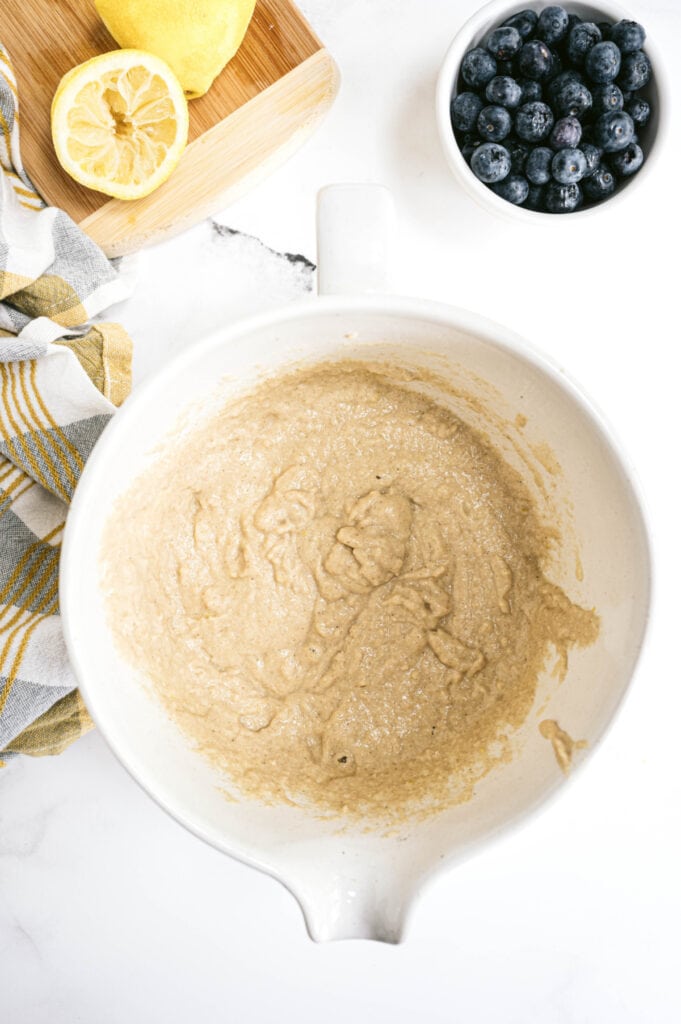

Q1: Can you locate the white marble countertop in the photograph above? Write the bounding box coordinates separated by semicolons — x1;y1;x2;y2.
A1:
2;1;680;1020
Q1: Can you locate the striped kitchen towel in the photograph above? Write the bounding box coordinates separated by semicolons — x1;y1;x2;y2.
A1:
0;43;133;763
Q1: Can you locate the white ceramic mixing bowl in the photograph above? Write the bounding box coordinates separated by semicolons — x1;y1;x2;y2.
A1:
60;186;651;942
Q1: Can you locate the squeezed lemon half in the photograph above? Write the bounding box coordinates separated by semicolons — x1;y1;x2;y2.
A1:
51;49;189;201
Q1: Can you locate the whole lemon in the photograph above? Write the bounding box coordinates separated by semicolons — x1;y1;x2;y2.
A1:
95;0;257;98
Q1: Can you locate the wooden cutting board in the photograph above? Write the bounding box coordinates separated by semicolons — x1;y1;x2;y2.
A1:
2;0;339;256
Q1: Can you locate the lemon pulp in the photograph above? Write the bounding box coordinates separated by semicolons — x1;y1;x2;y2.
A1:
52;50;189;200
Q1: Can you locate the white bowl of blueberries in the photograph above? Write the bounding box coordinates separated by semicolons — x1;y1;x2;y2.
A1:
436;1;666;216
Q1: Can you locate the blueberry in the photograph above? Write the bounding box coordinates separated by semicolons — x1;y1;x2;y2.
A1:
491;174;530;204
582;165;616;200
515;101;554;141
581;142;603;177
610;20;645;54
519;78;543;102
518;39;554;80
550;116;582;149
549;49;564;76
552;147;588;184
537;6;569;45
593;110;635;152
507;138;531;174
451;91;485;131
546;69;583;103
597;22;611;40
477;104;513;142
523;184;546;210
618;50;652;91
470;142;512;183
526;146;553;184
503;9;538;40
544;181;583;212
609;141;644;176
487;25;523;61
591;83;624;117
462;47;498;89
566;14;582;33
554;80;592;118
625;96;650;128
566;22;601;65
486;76;523;108
585;41;622;84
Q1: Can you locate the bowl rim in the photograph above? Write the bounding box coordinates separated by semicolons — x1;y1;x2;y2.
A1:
60;292;654;894
435;0;671;223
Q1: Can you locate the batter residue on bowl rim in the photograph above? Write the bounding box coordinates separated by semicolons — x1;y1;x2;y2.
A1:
102;360;599;823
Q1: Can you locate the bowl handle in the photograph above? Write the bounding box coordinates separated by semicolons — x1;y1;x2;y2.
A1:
316;184;395;296
285;865;416;944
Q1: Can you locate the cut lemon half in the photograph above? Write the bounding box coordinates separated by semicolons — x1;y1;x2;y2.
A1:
51;49;189;201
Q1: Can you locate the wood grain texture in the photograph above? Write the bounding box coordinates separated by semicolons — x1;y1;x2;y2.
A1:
2;0;337;253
